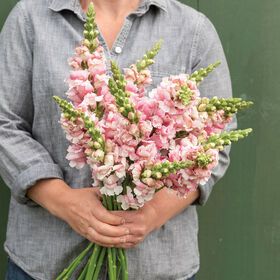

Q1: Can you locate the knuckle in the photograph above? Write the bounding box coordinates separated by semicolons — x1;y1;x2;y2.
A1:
85;232;94;243
88;229;97;241
94;223;104;234
137;226;146;236
119;236;127;244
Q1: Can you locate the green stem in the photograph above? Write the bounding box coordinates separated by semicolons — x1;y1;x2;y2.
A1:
112;247;117;279
77;258;90;280
56;243;94;280
106;195;113;211
85;245;101;279
105;196;116;279
115;200;128;280
108;247;115;280
92;247;106;280
102;194;108;208
112;196;117;279
118;249;128;280
116;251;122;280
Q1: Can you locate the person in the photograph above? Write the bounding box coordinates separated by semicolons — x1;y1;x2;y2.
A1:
0;0;236;279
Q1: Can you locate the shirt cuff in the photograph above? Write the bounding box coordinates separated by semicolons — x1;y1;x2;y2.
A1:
11;163;64;205
196;177;215;206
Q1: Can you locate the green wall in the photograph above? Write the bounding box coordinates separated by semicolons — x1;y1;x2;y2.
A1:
0;0;279;279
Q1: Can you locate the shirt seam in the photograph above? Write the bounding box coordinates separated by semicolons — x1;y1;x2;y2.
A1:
189;12;205;72
17;1;34;73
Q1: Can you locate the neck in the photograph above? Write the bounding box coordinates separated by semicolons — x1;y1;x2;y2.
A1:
80;0;141;17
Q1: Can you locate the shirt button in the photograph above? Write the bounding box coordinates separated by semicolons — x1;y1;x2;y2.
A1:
115;46;122;54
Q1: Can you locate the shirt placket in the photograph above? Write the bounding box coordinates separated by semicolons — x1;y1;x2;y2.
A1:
73;0;149;64
108;17;133;61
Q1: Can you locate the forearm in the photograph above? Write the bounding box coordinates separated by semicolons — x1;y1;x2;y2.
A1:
27;178;71;218
147;187;200;229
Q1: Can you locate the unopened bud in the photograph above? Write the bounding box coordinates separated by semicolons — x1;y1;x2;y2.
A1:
155;172;162;179
83;39;90;47
201;97;209;104
93;141;101;149
142;170;152;178
119;107;125;113
224;139;231;145
198;103;207;112
128;112;135;121
162;168;169;174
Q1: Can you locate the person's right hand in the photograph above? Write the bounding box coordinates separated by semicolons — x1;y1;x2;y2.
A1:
27;179;131;247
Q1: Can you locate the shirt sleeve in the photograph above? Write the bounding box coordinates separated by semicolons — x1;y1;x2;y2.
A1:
191;13;237;206
0;2;64;205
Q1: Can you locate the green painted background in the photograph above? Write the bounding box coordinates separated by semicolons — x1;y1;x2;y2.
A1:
0;0;279;279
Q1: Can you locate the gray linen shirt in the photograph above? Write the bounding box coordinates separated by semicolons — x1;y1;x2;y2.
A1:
0;0;236;279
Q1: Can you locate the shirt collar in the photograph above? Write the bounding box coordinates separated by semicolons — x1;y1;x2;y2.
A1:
149;0;167;12
48;0;77;12
48;0;167;15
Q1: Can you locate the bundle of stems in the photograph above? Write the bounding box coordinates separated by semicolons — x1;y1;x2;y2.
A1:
56;195;128;280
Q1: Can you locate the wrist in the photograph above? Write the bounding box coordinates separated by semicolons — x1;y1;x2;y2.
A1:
27;178;72;219
144;201;162;230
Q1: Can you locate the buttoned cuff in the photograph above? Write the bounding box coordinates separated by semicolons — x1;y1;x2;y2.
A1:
11;163;64;205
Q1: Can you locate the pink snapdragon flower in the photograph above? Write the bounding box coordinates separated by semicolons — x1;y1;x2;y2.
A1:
117;186;140;210
66;144;87;169
124;64;152;88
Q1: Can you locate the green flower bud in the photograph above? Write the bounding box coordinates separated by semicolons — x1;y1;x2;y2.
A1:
155;172;162;179
190;61;221;84
198;103;207;112
201;97;209;104
53;96;105;156
136;40;162;72
128;112;135;121
83;39;90;47
93;141;101;149
162;168;169;174
142;170;152;178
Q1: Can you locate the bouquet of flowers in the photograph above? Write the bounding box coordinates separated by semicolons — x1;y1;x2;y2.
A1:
54;4;253;280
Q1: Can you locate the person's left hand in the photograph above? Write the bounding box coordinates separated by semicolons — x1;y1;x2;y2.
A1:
112;188;200;248
112;202;159;248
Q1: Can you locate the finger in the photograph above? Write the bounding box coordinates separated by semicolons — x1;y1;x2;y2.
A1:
112;210;138;223
123;224;149;237
86;227;128;246
92;200;126;226
115;242;138;249
90;216;130;237
123;234;144;244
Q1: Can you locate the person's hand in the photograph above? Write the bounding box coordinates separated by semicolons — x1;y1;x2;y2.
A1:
27;179;131;248
113;202;159;248
113;188;200;248
57;187;133;247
